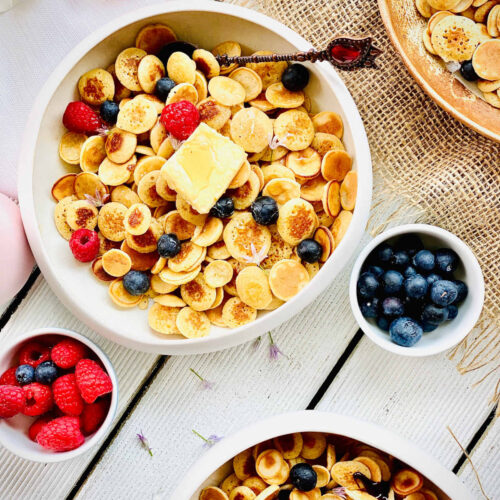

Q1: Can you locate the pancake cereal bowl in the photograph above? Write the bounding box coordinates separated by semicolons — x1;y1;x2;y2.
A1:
19;1;372;354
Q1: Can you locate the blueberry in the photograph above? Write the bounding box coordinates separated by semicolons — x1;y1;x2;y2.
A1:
389;317;423;347
447;304;459;321
159;41;197;63
157;233;181;258
435;248;459;274
460;60;478;82
395;233;424;256
99;100;119;124
357;272;380;299
453;280;468;303
390;250;410;269
382;297;404;318
381;270;404;295
377;316;391;331
278;491;292;500
155;77;176;101
290;463;317;491
404;297;425;319
404;274;428;300
422;303;449;324
426;273;442;287
370;243;393;265
413;250;435;272
281;63;310;91
35;361;58;385
250;196;279;226
210;195;234;219
360;297;379;318
15;364;35;385
362;265;384;278
430;280;458;307
123;270;150;296
403;265;417;278
297;239;323;263
422;321;438;332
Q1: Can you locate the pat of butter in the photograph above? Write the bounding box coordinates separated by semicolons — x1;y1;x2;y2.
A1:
161;123;247;214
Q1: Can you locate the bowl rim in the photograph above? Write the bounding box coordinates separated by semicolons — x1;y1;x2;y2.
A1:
171;410;471;499
18;0;372;355
349;223;485;357
0;327;118;462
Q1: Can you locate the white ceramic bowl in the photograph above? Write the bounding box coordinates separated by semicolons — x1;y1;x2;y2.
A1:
349;224;484;357
172;410;471;499
18;1;372;355
0;328;118;462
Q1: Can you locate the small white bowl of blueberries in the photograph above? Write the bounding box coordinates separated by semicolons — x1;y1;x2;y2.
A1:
349;224;484;357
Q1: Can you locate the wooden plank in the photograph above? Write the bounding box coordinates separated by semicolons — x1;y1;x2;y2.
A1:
0;276;157;500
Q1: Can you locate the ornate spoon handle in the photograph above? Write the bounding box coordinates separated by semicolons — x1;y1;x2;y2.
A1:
215;37;382;71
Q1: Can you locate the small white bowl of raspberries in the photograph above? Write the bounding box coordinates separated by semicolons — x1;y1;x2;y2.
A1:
0;327;118;462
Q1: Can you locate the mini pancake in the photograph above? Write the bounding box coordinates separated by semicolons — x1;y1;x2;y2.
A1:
266;82;305;108
212;40;241;74
321;150;352;181
300;432;327;460
486;4;500;36
311;132;345;156
261;164;295;185
138;170;168;207
274;110;315;151
98;156;134;186
286;147;321;178
207;240;231;260
115;47;147;91
91;257;114;282
54;195;77;240
353;457;382;483
249;92;276;113
192;217;224;246
477;78;500;92
160;267;202;288
482;90;500;108
136;94;165;115
247;149;266;163
204;260;233;287
423;29;438;55
223;258;248;295
134;155;165;184
66;200;98;230
340;171;357;211
117;96;157;133
107;63;131;101
262;178;301;206
260;294;285;310
251;164;265;192
236;266;273;309
428;0;461;8
311;465;330;488
153;294;186;308
99;233;121;255
98;202;127;241
331;461;371;489
427;11;454;35
431;15;482;61
135;145;155;156
229;67;263;102
474;0;497;22
246;51;288;89
59;132;87;165
322;181;341;218
277;198;318;245
135;23;176;54
176;306;211;338
210;286;224;309
78;68;115;106
312;111;343;138
167;51;196;85
228;161;252;189
261;143;289;162
255;449;285;480
242;477;267;495
101;249;132;277
416;0;434;18
124;203;152;235
180;273;217;311
80;136;106;173
303;261;320;280
125;220;162;253
52;174;76;201
197;97;232;130
260;226;293;269
206;299;228;327
391;469;424;496
317;210;334;226
223;212;272;263
168;241;206;272
472;39;500;80
156;172;177;201
151;274;178;294
137;55;165;93
105;128;137;164
157;137;175;159
222;297;257;328
230;107;273;152
148;303;181;335
163;210;196;240
290;488;321;500
111;184;141;208
200;486;229;500
150;256;166;274
192;48;220;79
227;486;255;500
119;98;132;109
209;76;246;106
228;171;261;209
121;241;158;271
176;196;207;226
300;177;327;202
166;83;199;105
269;259;309;301
314;226;335;262
194;70;208;102
109;279;143;308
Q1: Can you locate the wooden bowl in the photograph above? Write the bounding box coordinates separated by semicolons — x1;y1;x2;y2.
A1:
378;0;500;143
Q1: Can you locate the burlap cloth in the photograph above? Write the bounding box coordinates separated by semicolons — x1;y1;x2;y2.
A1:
230;0;500;409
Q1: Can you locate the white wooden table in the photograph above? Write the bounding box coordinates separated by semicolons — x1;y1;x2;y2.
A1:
0;1;498;499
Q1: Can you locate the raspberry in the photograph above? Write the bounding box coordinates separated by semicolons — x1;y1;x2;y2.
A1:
22;382;53;416
75;359;113;404
80;399;109;435
18;342;51;368
36;416;85;452
0;385;25;418
53;374;84;416
160;100;200;140
51;339;87;369
28;415;52;442
0;367;20;386
69;229;100;262
63;101;102;133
